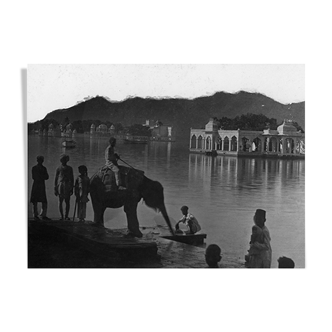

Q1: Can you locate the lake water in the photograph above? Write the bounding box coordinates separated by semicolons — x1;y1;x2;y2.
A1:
28;134;305;268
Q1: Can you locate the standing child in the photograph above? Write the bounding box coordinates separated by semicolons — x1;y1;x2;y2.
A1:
30;155;51;221
54;154;74;220
74;165;90;222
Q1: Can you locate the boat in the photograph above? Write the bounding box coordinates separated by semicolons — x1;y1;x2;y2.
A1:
153;217;206;246
205;150;217;156
150;136;176;142
123;135;149;144
162;233;207;246
62;139;76;148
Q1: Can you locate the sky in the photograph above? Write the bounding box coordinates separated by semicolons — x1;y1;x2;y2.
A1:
27;64;304;122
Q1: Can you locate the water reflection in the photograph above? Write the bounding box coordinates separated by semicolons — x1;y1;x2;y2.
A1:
189;155;304;193
187;153;304;267
148;141;172;164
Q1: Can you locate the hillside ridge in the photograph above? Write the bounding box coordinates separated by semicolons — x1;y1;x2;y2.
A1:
43;91;305;138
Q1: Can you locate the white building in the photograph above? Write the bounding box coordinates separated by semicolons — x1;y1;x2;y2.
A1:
190;118;305;158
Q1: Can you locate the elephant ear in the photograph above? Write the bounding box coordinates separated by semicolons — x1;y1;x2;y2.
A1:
120;166;144;190
140;177;165;211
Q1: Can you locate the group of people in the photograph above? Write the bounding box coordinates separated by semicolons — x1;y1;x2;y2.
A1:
30;137;125;222
30;154;90;222
173;206;294;268
204;209;295;268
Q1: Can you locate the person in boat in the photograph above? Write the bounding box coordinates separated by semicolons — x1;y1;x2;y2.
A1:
74;165;90;222
245;225;265;268
175;206;201;234
105;137;126;190
54;154;74;220
278;256;295;268
248;209;272;268
30;155;51;221
205;244;222;268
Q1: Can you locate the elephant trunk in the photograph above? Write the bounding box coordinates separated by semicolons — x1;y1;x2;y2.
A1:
140;177;175;235
159;203;175;236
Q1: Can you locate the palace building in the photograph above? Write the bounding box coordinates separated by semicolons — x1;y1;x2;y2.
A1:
145;120;176;142
190;118;305;158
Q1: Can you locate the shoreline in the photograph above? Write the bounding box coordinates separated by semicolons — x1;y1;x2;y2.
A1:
28;219;244;268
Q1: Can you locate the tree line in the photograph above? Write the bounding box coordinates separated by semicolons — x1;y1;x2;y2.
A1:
28;113;304;135
213;113;304;132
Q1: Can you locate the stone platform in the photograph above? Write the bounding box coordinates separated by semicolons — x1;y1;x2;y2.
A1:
28;219;244;268
28;219;161;268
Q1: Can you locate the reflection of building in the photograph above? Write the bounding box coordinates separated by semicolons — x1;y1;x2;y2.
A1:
150;120;175;142
190;118;305;158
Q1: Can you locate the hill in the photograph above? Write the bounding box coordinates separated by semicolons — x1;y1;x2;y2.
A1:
43;91;305;139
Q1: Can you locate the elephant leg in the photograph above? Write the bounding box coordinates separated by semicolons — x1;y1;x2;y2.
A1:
91;196;105;226
124;202;143;238
95;206;106;227
100;206;106;226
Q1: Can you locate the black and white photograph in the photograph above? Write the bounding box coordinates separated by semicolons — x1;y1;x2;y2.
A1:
27;64;305;269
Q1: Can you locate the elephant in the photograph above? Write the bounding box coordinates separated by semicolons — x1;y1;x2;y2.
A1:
89;165;175;238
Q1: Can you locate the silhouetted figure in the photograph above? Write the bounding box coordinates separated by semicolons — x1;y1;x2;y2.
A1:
250;209;272;268
246;225;265;268
105;137;126;190
205;244;222;268
74;165;90;222
30;155;51;221
278;256;295;268
54;154;74;220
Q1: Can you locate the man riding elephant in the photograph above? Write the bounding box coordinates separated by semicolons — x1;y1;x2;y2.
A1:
105;137;126;190
89;165;175;238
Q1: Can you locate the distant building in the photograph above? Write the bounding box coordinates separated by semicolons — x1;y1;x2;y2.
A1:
65;123;73;138
47;123;61;137
150;120;175;142
96;124;108;136
108;124;115;135
47;123;54;137
144;119;157;128
54;125;61;137
90;123;111;136
190;118;304;158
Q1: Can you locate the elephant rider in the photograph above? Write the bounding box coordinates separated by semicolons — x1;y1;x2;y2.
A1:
105;137;126;190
